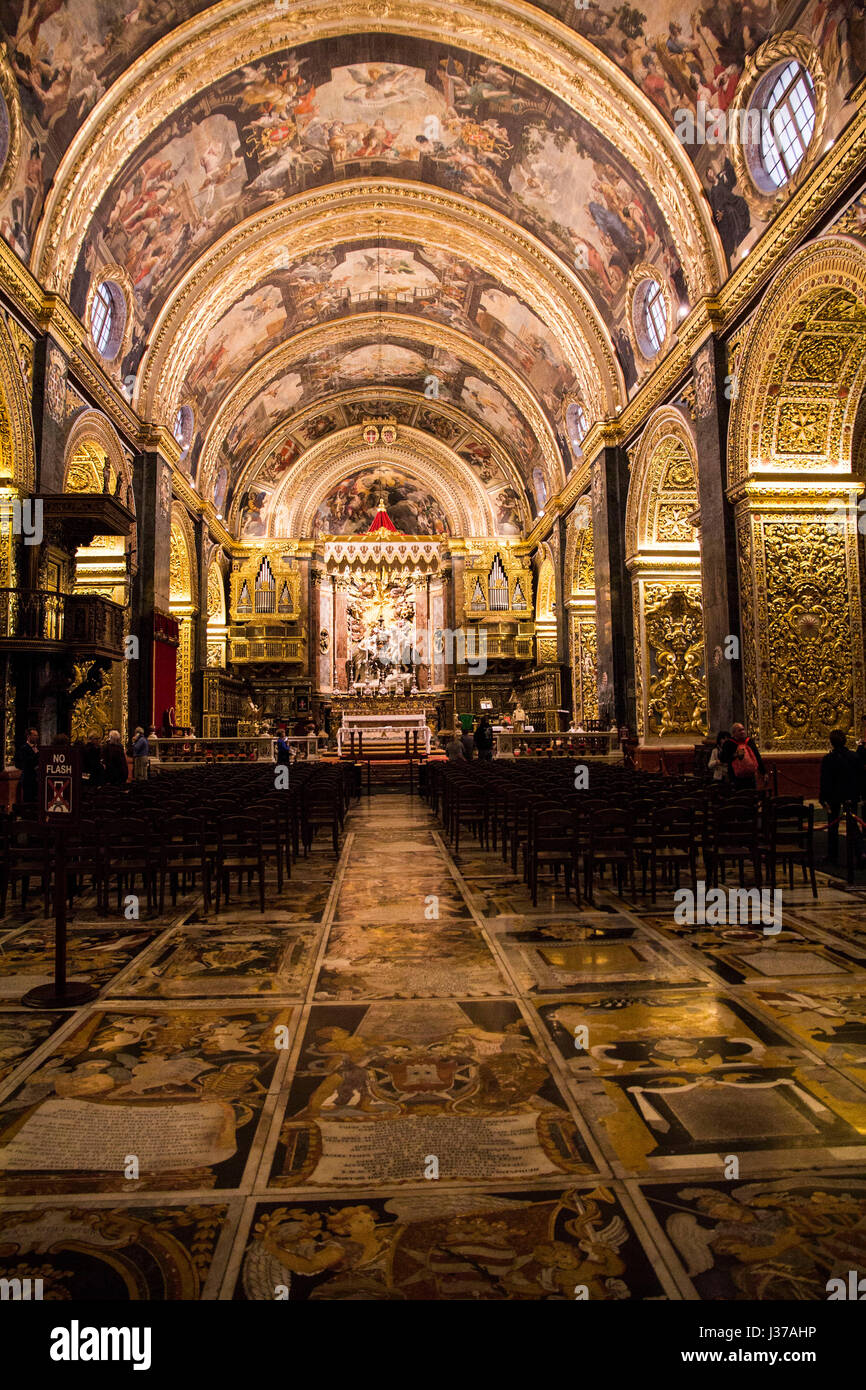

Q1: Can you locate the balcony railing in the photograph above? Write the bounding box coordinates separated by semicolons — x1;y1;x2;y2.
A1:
0;590;125;659
229;636;305;663
483;635;535;660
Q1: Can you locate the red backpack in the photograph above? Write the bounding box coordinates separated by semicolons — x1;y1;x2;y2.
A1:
733;736;759;777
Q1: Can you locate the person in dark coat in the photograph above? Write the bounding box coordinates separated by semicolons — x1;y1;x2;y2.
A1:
475;715;494;762
102;730;129;786
14;727;39;802
820;730;864;865
82;733;104;787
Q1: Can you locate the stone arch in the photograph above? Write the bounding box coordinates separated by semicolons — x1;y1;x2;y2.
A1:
0;312;35;495
63;410;136;526
727;236;866;748
626;406;707;742
261;429;497;540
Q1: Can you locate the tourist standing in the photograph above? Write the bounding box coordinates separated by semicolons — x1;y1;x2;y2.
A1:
276;727;291;766
720;723;764;790
102;729;129;785
445;729;466;762
707;730;730;782
82;733;104;787
14;727;39;803
131;726;150;780
461;723;475;760
819;729;864;866
475;715;494;762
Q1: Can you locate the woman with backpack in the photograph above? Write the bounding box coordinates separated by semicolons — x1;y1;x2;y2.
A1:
720;722;764;790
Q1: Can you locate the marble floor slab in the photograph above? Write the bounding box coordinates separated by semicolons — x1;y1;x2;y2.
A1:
0;790;863;1300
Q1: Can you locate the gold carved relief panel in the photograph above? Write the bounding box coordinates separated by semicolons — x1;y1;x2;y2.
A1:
641;582;708;739
742;512;863;749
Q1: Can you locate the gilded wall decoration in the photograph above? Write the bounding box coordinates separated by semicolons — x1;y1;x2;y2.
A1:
625;408;699;562
175;617;193;728
753;519;859;748
626;406;706;740
575;522;594;594
70;662;114;742
728;243;866;487
776;402;832;456
570;616;598;724
727;240;866;751
643;584;708;739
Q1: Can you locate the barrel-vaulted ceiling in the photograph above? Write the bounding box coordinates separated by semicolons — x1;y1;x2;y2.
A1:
2;0;858;539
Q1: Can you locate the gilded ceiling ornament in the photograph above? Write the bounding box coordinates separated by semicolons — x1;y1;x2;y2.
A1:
0;47;22;203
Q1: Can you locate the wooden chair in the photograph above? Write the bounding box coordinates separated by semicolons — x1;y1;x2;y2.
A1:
584;808;635;902
527;807;580;906
215;815;266;913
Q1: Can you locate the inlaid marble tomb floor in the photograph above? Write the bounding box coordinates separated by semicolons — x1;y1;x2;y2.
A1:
1;792;866;1301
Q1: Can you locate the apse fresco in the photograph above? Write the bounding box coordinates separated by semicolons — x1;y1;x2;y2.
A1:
312;467;450;537
234;394;527;536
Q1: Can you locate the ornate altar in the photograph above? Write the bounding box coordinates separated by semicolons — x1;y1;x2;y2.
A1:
337;710;431;758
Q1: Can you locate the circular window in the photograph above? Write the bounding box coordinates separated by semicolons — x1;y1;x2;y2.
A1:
633;277;668;359
750;60;816;192
173;405;194;453
89;279;126;360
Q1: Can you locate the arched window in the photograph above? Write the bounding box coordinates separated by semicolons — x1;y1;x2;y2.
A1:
90;283;114;355
642;281;667;355
89;279;127;360
759;60;816;187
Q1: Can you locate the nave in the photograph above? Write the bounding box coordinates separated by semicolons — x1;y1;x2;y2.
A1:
1;784;866;1302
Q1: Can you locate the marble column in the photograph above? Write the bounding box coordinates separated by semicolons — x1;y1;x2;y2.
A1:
590;440;634;728
692;337;744;732
129;446;172;733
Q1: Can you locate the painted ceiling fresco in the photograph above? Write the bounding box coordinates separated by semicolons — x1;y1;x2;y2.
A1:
0;1;862;542
66;37;676;355
227;391;530;540
205;330;546;528
179;238;581;470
